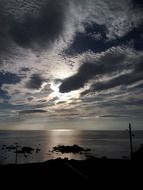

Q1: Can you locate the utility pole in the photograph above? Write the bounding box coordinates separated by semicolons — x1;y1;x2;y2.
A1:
129;123;133;159
15;146;18;164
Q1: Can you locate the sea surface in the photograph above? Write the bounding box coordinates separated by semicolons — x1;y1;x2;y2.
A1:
0;130;143;165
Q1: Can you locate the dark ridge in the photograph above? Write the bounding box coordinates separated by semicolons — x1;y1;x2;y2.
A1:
133;144;143;159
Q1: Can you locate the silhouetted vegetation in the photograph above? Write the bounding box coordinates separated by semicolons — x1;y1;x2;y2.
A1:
1;144;40;164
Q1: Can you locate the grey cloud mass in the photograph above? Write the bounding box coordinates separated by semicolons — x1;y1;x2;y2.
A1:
9;0;67;49
91;70;143;92
0;0;143;129
60;51;126;92
26;73;45;89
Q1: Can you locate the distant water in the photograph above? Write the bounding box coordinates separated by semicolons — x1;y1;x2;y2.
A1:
0;130;143;165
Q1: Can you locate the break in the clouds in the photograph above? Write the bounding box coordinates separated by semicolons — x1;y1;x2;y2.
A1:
0;0;143;129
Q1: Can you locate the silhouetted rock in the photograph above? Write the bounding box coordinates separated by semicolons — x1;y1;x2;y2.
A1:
35;148;40;153
21;147;34;154
52;145;91;154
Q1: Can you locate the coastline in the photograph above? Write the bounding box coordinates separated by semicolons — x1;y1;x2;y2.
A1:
0;157;143;189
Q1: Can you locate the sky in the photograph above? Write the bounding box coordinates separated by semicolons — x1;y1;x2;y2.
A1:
0;0;143;130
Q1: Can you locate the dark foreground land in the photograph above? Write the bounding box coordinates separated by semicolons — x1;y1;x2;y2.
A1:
0;157;143;189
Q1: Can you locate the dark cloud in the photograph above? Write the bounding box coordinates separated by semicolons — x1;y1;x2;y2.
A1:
9;0;67;49
91;72;143;92
59;53;125;93
65;23;108;55
19;109;47;114
119;23;143;51
89;60;143;92
21;67;30;72
0;0;143;57
98;98;143;108
100;114;128;118
0;2;13;58
26;96;34;102
135;61;143;72
65;21;143;56
133;0;143;8
0;0;68;58
120;98;143;106
131;83;143;91
36;99;47;103
26;73;44;89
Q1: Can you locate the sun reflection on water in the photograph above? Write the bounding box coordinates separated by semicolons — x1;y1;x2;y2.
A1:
48;129;81;146
46;129;84;160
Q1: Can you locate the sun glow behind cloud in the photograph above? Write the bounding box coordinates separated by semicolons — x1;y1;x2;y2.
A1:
46;81;82;105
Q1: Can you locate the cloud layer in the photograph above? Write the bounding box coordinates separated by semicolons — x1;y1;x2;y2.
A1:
0;0;143;129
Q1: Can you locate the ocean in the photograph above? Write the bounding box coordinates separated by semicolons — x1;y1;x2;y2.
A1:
0;130;143;165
